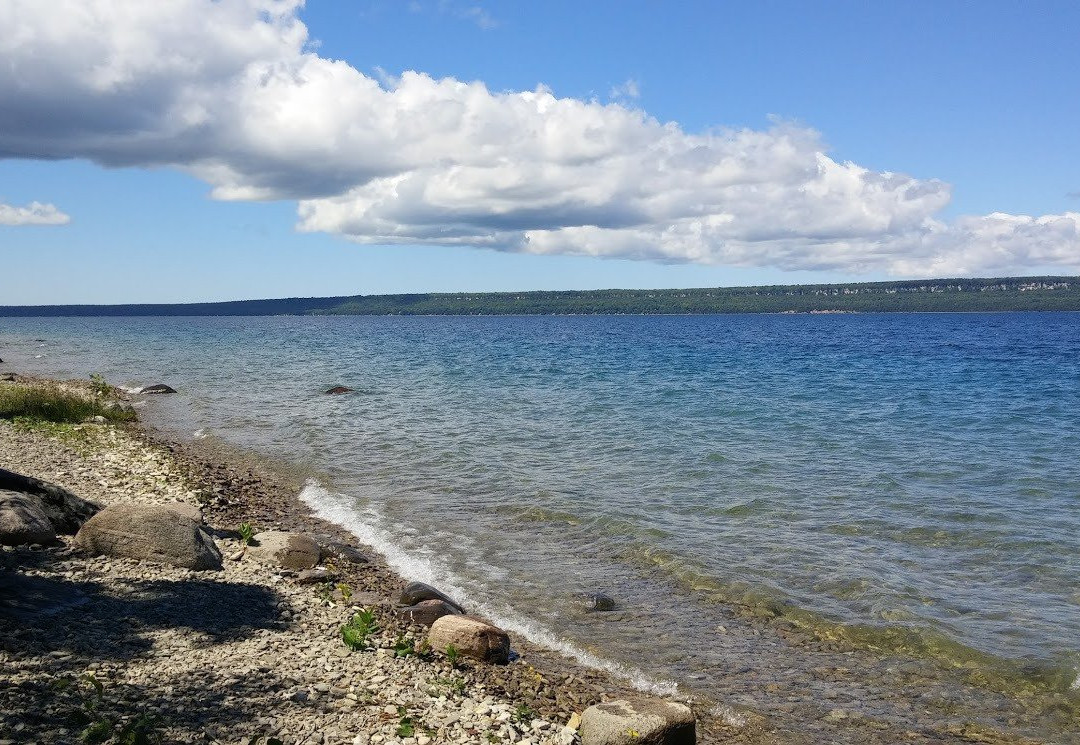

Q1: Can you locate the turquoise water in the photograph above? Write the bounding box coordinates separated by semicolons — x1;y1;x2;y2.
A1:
3;313;1079;706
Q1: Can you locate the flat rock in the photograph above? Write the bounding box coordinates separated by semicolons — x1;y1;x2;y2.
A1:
75;504;222;570
427;615;509;664
163;502;203;523
0;467;100;534
297;569;335;584
397;599;461;627
0;491;57;546
248;530;321;570
139;383;177;394
580;699;696;745
399;581;464;613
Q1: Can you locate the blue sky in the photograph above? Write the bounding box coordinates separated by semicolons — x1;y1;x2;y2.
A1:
1;0;1078;304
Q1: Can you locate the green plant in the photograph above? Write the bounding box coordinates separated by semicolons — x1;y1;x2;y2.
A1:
116;714;161;745
336;582;353;603
88;374;112;398
444;643;461;668
393;635;416;658
395;707;415;738
485;732;500;743
341;608;379;650
0;381;135;424
237;522;255;545
513;703;537;724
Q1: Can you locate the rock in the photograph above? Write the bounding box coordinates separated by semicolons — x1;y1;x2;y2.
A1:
399;581;465;613
397;599;461;626
163;502;203;523
312;535;369;565
75;504;222;570
583;592;616;612
325;386;353;394
0;492;57;546
0;467;100;534
297;569;335;584
139;384;177;394
427;615;510;664
579;699;695;745
247;531;321;570
85;415;107;424
105;400;136;415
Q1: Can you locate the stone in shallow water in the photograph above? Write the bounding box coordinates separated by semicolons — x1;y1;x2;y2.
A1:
398;581;464;613
583;592;616;612
75;503;222;570
325;386;354;394
579;698;695;745
139;383;177;394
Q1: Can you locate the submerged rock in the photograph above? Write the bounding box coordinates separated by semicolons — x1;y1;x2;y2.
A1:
139;383;177;394
0;491;57;546
0;467;100;534
580;698;696;745
75;504;222;570
312;534;369;564
325;386;354;394
247;530;321;570
399;580;465;613
583;592;617;612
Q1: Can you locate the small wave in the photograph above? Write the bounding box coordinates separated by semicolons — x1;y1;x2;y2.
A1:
297;478;678;696
193;428;209;440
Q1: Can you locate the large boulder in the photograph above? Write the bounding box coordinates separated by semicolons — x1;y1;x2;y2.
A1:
247;531;320;570
0;468;100;534
75;504;222;570
398;599;461;627
0;492;57;546
580;699;696;745
427;615;510;664
399;581;465;613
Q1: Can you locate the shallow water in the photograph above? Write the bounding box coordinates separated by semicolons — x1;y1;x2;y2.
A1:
3;313;1080;732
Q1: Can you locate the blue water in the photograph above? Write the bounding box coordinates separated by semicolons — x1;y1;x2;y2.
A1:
3;313;1080;703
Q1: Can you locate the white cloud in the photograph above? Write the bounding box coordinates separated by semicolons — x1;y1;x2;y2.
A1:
0;0;1076;275
0;201;71;226
609;79;640;101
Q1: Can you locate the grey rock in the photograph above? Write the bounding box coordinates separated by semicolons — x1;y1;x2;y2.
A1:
397;599;461;627
579;699;695;745
75;504;222;570
0;492;57;546
427;615;510;664
139;384;177;394
399;581;464;613
297;569;335;584
0;467;100;534
247;531;321;570
312;535;369;565
163;502;203;523
584;592;616;612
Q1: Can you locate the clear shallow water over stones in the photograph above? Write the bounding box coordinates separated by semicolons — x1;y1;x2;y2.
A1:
4;313;1080;728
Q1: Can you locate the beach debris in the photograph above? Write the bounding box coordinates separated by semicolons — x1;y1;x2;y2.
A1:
0;466;100;534
76;503;223;570
398;580;465;613
579;698;696;745
583;591;616;612
397;598;462;626
427;615;510;664
0;491;57;546
139;383;177;394
325;385;354;394
247;530;321;570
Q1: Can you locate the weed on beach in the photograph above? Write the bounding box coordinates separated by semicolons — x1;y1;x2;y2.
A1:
0;379;135;424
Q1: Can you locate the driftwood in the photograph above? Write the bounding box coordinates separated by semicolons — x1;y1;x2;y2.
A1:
0;467;100;534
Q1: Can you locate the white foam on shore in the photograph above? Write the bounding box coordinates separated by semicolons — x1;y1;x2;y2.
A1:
193;428;208;440
298;478;679;697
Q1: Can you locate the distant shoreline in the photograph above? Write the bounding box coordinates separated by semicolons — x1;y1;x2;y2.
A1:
2;275;1079;317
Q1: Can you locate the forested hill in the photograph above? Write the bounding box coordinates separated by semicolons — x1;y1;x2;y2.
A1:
2;277;1078;316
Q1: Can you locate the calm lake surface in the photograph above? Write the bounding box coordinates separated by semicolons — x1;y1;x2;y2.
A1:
3;313;1079;717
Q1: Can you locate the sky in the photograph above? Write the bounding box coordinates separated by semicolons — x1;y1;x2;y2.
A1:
1;0;1078;305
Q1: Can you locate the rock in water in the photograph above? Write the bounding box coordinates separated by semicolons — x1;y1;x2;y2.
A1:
311;534;369;564
584;592;616;612
399;581;465;613
325;386;354;394
247;531;321;570
76;504;222;570
139;384;177;394
0;492;57;546
580;699;696;745
0;467;100;534
398;599;461;627
427;615;510;664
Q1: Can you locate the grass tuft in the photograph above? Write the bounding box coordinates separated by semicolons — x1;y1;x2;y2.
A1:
0;380;135;424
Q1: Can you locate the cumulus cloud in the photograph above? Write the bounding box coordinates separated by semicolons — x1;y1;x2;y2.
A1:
609;79;640;101
0;201;71;226
0;0;1076;275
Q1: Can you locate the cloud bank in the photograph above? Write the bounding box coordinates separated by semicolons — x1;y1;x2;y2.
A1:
0;0;1076;275
0;201;70;226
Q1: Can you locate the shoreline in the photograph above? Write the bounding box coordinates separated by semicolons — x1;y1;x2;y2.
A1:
0;376;744;744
